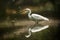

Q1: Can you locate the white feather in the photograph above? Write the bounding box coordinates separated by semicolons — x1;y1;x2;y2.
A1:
31;14;49;21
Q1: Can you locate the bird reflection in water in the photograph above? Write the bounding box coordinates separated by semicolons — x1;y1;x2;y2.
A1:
25;25;49;38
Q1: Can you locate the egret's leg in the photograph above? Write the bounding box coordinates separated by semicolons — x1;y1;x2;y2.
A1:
36;21;38;24
35;21;38;26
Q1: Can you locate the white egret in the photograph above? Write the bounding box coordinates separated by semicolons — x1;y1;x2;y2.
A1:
23;8;49;24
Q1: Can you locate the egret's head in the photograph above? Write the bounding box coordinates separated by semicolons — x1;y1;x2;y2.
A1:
25;8;31;11
24;8;31;13
21;8;31;14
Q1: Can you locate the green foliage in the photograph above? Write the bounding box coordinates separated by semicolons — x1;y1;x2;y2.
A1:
44;2;54;11
32;0;40;4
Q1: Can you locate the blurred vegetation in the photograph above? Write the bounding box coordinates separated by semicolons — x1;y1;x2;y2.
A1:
0;0;59;21
0;0;59;40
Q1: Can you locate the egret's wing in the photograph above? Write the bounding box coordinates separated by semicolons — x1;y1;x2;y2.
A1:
31;14;42;20
31;14;49;21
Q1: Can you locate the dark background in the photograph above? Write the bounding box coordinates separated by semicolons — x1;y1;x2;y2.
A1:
0;0;60;40
0;0;60;20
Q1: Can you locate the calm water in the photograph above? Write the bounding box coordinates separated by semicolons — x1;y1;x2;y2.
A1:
0;19;59;40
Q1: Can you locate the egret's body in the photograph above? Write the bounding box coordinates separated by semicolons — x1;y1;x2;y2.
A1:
29;14;49;21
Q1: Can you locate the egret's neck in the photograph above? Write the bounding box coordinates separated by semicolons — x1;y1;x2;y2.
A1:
28;10;31;18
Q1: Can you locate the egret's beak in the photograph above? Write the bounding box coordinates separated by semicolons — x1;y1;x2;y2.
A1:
21;9;28;14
